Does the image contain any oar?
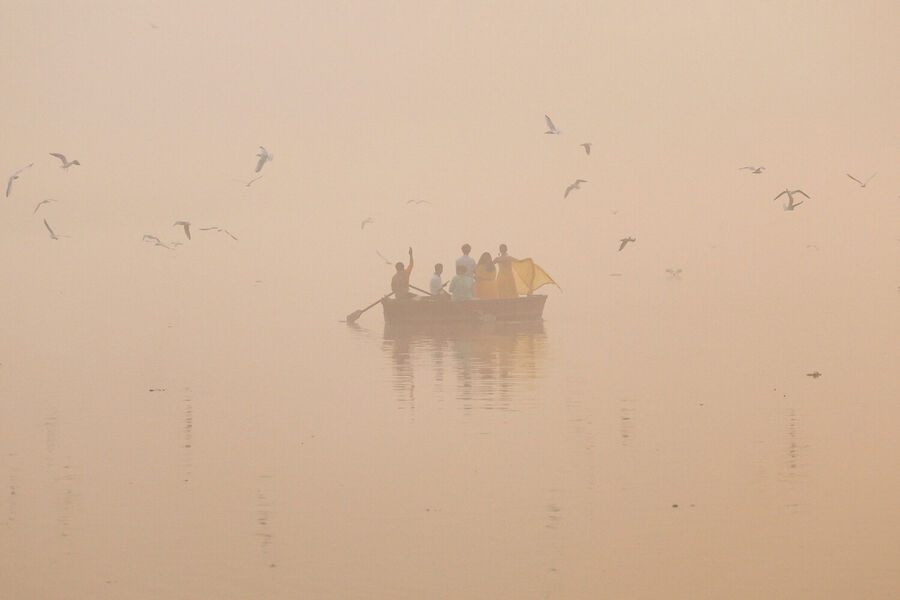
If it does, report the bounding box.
[409,282,449,296]
[346,292,393,324]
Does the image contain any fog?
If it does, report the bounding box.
[1,1,898,598]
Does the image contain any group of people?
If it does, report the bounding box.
[391,243,519,301]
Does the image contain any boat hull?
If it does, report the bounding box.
[382,295,547,323]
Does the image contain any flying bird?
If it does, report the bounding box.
[666,268,683,278]
[49,153,80,169]
[740,166,765,174]
[774,189,809,211]
[806,371,822,379]
[544,114,561,135]
[376,251,392,265]
[361,217,373,230]
[564,179,587,198]
[33,199,58,214]
[199,226,238,240]
[618,237,636,251]
[846,172,876,188]
[255,146,273,173]
[142,234,162,244]
[580,143,592,155]
[237,175,263,187]
[43,219,63,240]
[406,199,432,205]
[6,163,33,197]
[173,221,191,240]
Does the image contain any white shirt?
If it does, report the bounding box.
[429,273,443,295]
[455,255,476,277]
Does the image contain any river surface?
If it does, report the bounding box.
[1,238,897,599]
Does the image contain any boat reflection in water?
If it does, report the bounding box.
[381,319,549,411]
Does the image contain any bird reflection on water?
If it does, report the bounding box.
[381,320,549,411]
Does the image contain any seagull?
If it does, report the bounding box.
[43,219,63,240]
[376,251,392,265]
[580,143,592,155]
[153,240,172,250]
[618,237,636,251]
[564,179,587,198]
[806,371,822,379]
[173,221,191,240]
[33,199,58,214]
[49,153,80,169]
[544,114,561,135]
[198,226,238,240]
[406,199,432,205]
[142,234,162,244]
[6,163,33,197]
[238,175,263,187]
[255,146,273,173]
[774,189,809,211]
[361,217,373,230]
[666,268,682,278]
[740,166,765,174]
[846,172,876,188]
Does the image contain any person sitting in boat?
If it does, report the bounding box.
[448,263,474,301]
[455,243,476,277]
[391,247,414,299]
[474,252,498,299]
[493,244,519,298]
[429,263,448,297]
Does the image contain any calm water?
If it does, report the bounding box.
[1,243,898,600]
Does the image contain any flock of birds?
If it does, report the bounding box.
[4,146,274,248]
[354,114,888,287]
[5,115,889,382]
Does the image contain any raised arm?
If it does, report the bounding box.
[406,247,414,273]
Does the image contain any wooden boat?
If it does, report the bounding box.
[382,294,547,324]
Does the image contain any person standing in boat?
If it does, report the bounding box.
[448,263,474,301]
[455,243,476,277]
[493,244,519,298]
[391,247,414,299]
[473,252,498,299]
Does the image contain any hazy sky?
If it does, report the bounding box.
[1,0,897,315]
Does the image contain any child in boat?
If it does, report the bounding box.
[448,263,474,301]
[429,263,446,296]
